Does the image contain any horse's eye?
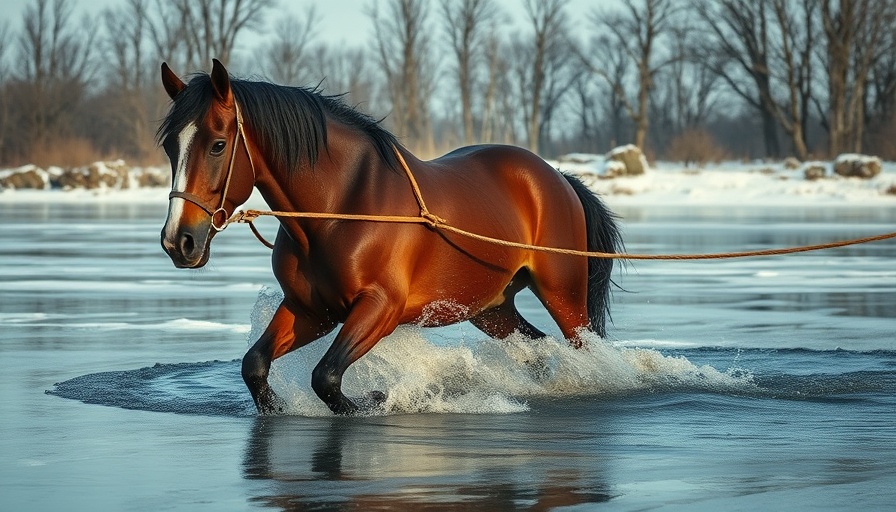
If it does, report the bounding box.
[210,140,226,156]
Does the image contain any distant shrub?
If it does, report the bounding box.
[664,129,729,167]
[28,137,107,168]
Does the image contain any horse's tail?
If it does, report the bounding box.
[562,173,623,338]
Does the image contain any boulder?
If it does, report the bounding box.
[605,144,647,176]
[833,154,882,179]
[802,162,827,181]
[52,161,131,190]
[783,157,801,170]
[0,167,48,189]
[602,159,628,178]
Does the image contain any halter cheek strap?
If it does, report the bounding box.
[168,101,256,232]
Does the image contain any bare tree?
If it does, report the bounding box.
[14,0,95,161]
[580,32,631,149]
[865,32,896,158]
[104,0,150,91]
[569,73,603,153]
[262,7,320,85]
[585,0,678,152]
[516,0,570,154]
[0,21,10,162]
[101,0,157,160]
[149,0,188,70]
[818,0,896,155]
[763,0,817,159]
[307,45,376,100]
[479,30,506,143]
[18,0,94,83]
[649,24,720,155]
[151,0,273,70]
[0,21,9,76]
[369,0,436,154]
[440,0,501,145]
[696,0,782,158]
[538,35,583,156]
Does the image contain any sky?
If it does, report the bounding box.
[0,0,602,48]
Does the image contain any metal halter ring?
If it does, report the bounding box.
[211,207,229,232]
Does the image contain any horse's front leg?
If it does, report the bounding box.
[242,301,335,414]
[312,290,401,415]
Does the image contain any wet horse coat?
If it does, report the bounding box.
[159,60,622,415]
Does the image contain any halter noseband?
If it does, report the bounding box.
[168,101,256,232]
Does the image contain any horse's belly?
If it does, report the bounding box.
[403,266,517,327]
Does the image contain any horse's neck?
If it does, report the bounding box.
[253,123,414,225]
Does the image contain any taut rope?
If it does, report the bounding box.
[210,102,895,259]
[224,146,896,259]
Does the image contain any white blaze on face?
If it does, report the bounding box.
[164,122,198,239]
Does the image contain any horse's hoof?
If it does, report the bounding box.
[257,396,288,416]
[333,391,387,416]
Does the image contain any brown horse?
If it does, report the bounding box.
[158,59,621,415]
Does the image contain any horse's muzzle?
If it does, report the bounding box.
[161,225,211,268]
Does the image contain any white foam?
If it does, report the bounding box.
[247,287,755,417]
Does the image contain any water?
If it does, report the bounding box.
[1,200,895,510]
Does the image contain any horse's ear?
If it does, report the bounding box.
[210,58,233,106]
[161,62,185,100]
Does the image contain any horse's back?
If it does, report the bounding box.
[428,144,585,240]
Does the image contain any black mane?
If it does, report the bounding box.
[157,74,400,172]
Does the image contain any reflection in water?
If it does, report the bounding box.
[243,414,613,510]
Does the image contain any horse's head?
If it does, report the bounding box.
[158,59,255,268]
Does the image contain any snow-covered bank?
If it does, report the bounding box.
[550,154,896,206]
[2,154,895,207]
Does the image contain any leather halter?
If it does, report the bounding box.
[168,101,255,231]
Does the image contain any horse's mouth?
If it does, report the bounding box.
[172,253,209,269]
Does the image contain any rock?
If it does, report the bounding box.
[783,157,801,170]
[52,161,131,190]
[803,162,827,181]
[0,167,48,189]
[833,153,882,179]
[1,161,172,191]
[602,159,628,178]
[605,144,647,176]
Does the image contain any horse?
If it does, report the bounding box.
[158,59,622,415]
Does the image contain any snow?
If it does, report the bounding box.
[1,154,896,207]
[548,155,896,206]
[835,153,881,166]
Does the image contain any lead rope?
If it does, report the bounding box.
[225,146,896,259]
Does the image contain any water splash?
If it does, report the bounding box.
[250,287,755,416]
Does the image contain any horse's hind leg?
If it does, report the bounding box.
[470,301,546,340]
[242,302,335,414]
[528,255,591,348]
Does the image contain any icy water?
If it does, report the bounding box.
[2,199,895,511]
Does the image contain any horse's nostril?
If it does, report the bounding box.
[180,232,195,256]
